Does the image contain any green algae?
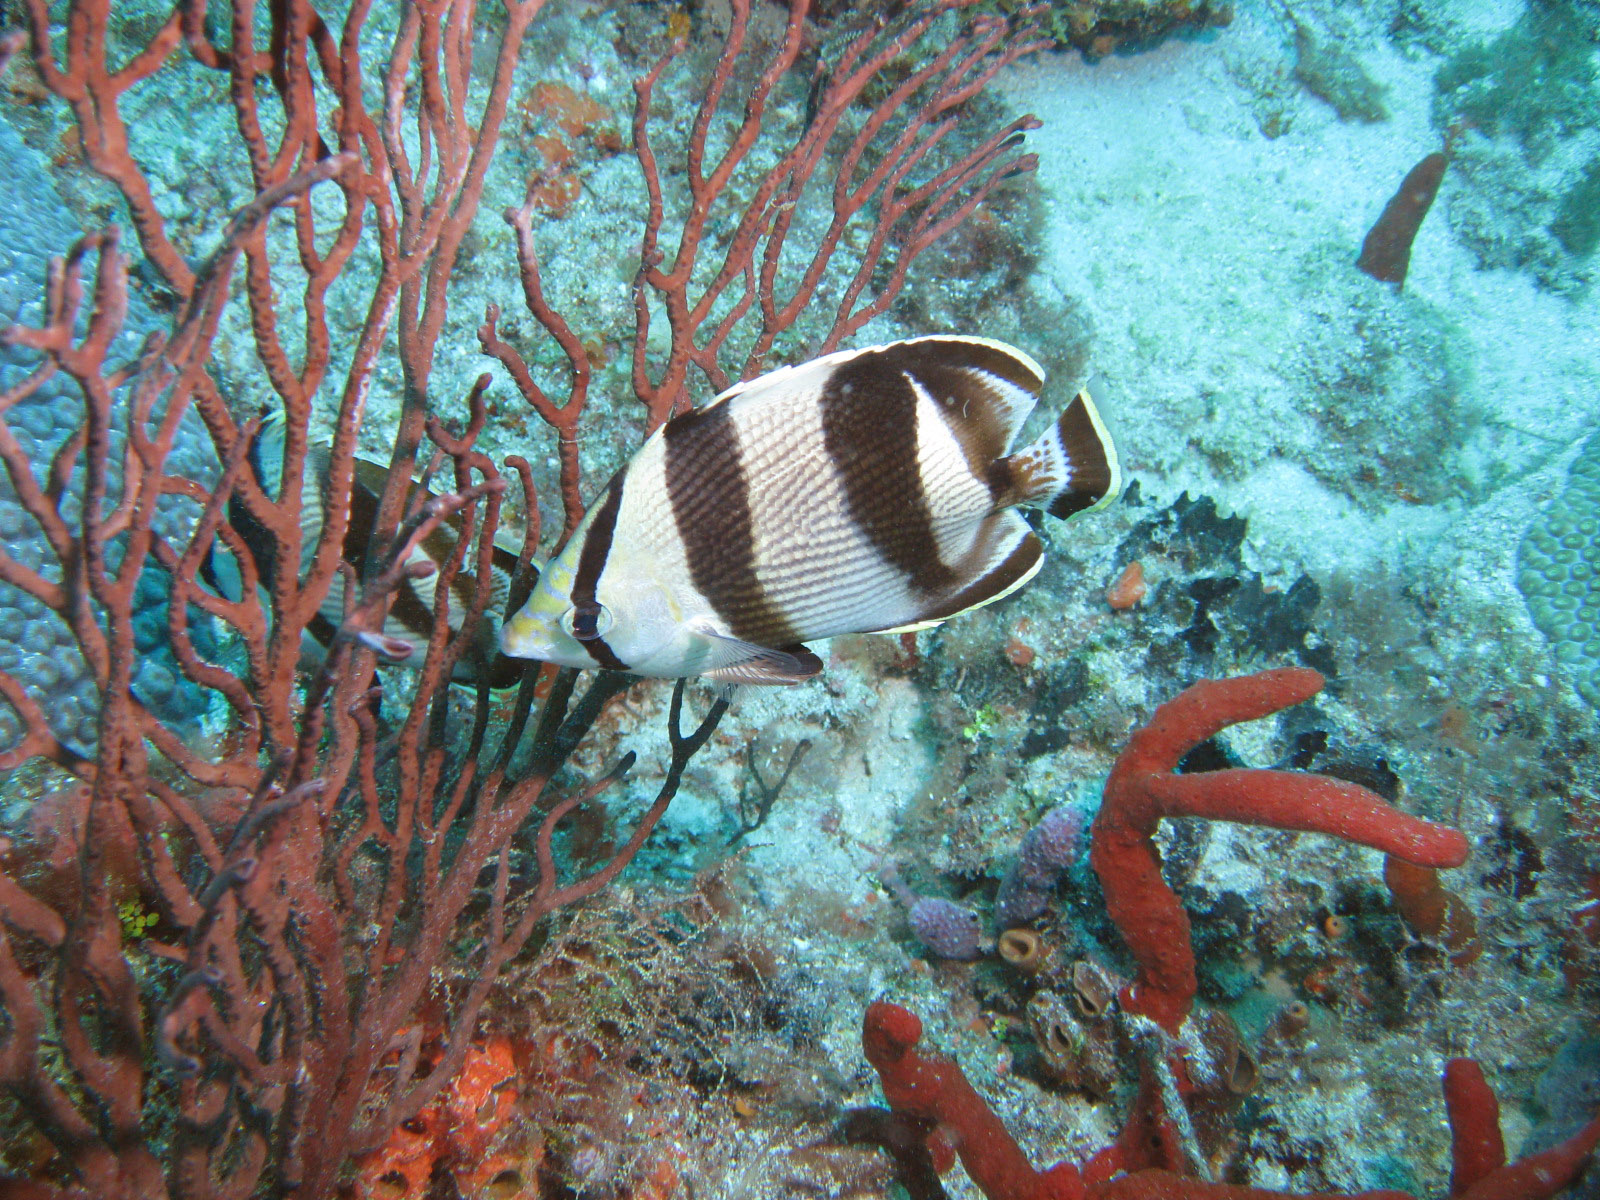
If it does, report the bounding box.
[1550,154,1600,258]
[1433,2,1599,160]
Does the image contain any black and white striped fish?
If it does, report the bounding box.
[499,336,1119,686]
[206,414,525,687]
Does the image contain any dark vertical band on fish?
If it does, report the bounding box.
[569,474,630,671]
[665,402,797,647]
[821,358,956,596]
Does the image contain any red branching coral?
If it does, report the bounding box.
[861,669,1600,1200]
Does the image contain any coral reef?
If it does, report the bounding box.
[1518,431,1600,706]
[857,674,1598,1200]
[1286,276,1482,507]
[1089,668,1469,1033]
[0,2,1064,1195]
[352,1034,542,1200]
[0,115,214,755]
[0,3,1596,1197]
[1112,493,1331,675]
[1014,0,1234,59]
[1287,11,1389,124]
[1431,1,1600,293]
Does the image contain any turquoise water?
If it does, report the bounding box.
[0,3,1596,1198]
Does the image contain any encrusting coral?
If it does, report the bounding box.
[860,668,1600,1199]
[1518,430,1600,707]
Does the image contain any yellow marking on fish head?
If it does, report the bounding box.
[498,556,601,668]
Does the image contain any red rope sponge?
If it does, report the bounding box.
[862,671,1595,1200]
[1090,668,1470,1032]
[863,1000,1086,1200]
[862,1001,1599,1200]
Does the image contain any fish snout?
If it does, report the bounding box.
[499,599,607,669]
[499,608,557,660]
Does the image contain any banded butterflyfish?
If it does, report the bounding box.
[204,413,525,688]
[499,336,1120,686]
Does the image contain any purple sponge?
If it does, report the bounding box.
[907,897,983,961]
[994,806,1082,929]
[878,861,984,960]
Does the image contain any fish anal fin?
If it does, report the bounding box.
[876,617,948,635]
[697,629,824,686]
[918,520,1044,625]
[995,388,1121,519]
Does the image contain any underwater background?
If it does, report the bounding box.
[0,0,1597,1197]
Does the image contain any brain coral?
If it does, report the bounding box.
[1519,431,1600,706]
[0,113,216,757]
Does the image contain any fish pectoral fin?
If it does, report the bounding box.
[695,629,824,686]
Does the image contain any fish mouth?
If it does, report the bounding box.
[499,610,600,669]
[499,611,553,660]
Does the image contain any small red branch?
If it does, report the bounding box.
[1384,857,1482,966]
[1356,151,1448,287]
[1443,1059,1505,1196]
[864,1001,1086,1200]
[1090,668,1469,1033]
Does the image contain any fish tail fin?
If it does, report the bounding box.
[996,388,1120,519]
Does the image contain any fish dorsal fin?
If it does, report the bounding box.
[894,335,1044,456]
[995,388,1121,520]
[703,337,1044,462]
[696,345,864,417]
[246,419,354,559]
[492,521,527,559]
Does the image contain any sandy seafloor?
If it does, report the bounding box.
[1009,3,1599,610]
[2,0,1599,1196]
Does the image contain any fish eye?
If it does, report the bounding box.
[562,601,614,642]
